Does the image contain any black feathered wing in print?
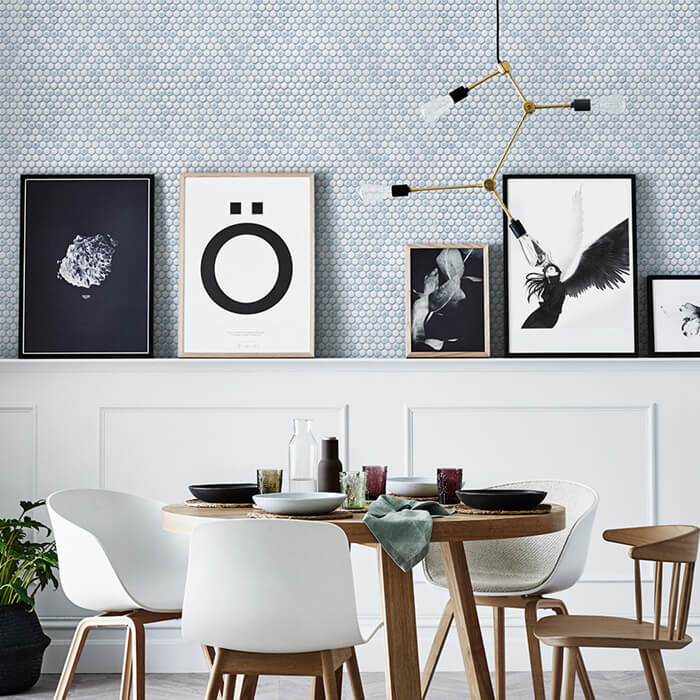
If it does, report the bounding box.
[522,218,630,329]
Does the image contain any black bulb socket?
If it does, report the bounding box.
[509,219,527,239]
[391,184,410,197]
[449,85,469,103]
[572,99,591,112]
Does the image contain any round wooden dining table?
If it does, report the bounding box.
[162,503,565,700]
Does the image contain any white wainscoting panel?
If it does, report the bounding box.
[0,358,698,674]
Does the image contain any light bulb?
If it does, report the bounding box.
[592,95,626,114]
[419,85,469,123]
[358,184,392,203]
[509,219,549,268]
[420,94,454,123]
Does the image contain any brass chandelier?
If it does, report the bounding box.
[359,0,625,267]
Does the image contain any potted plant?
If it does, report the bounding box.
[0,500,58,695]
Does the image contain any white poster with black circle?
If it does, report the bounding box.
[179,173,314,357]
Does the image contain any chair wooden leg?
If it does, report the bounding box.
[561,648,577,700]
[524,600,546,700]
[233,674,258,700]
[119,626,133,700]
[493,607,506,700]
[346,649,365,700]
[639,649,660,700]
[420,600,454,699]
[550,647,563,700]
[205,650,225,700]
[551,601,594,700]
[321,651,339,700]
[128,619,146,700]
[53,619,93,700]
[647,650,672,700]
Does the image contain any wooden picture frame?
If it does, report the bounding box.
[178,172,315,358]
[406,244,490,358]
[19,174,154,358]
[648,275,700,357]
[504,173,638,357]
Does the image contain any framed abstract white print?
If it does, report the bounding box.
[648,276,700,356]
[179,173,315,357]
[504,174,638,357]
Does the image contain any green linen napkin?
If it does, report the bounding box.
[363,494,453,572]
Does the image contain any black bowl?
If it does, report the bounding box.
[189,483,259,504]
[456,489,547,511]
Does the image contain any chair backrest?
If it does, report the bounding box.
[47,489,188,611]
[182,519,364,654]
[604,525,699,640]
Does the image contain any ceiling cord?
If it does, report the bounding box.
[496,0,501,62]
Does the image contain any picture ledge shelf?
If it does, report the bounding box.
[0,357,698,373]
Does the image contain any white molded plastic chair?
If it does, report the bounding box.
[47,489,189,700]
[182,519,380,700]
[421,480,598,700]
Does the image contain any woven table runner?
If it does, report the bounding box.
[184,499,253,509]
[455,503,552,516]
[248,510,353,521]
[386,493,439,502]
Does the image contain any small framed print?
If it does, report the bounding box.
[406,244,490,358]
[648,276,700,356]
[504,174,638,357]
[179,172,314,357]
[19,174,153,358]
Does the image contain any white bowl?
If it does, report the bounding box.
[386,477,439,498]
[253,492,346,516]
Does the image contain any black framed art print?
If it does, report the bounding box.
[504,174,638,357]
[19,174,154,357]
[648,276,700,357]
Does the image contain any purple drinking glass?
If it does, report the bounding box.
[362,465,388,500]
[437,467,463,505]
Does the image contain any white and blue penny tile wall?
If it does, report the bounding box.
[1,1,697,357]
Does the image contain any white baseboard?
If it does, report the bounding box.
[40,616,700,674]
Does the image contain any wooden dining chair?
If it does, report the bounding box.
[421,480,598,700]
[182,519,381,700]
[47,489,190,700]
[535,525,699,700]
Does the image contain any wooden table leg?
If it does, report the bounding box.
[377,546,422,700]
[440,541,495,700]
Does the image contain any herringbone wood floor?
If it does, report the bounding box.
[11,672,700,699]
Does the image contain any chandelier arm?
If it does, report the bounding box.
[409,184,484,193]
[490,188,514,220]
[534,102,574,110]
[505,72,528,103]
[468,70,501,91]
[491,112,529,179]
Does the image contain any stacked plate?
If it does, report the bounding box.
[253,493,346,516]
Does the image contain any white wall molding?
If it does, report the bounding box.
[1,360,696,671]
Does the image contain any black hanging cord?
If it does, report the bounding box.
[496,0,501,62]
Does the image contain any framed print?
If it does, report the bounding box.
[406,244,490,358]
[504,174,638,357]
[179,172,314,357]
[648,276,700,356]
[19,174,153,358]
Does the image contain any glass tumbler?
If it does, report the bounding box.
[362,465,388,500]
[437,467,463,505]
[340,471,367,510]
[257,468,284,494]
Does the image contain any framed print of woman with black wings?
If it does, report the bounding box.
[504,174,638,357]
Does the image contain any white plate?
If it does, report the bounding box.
[386,477,439,498]
[253,492,346,516]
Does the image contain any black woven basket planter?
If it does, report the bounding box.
[0,604,50,695]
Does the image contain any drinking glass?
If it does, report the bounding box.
[362,465,388,500]
[340,471,367,510]
[257,468,283,494]
[437,467,463,505]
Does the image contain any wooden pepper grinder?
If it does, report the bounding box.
[317,437,343,493]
